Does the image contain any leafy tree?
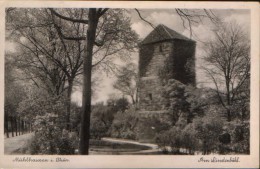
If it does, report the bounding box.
[5,55,27,137]
[160,79,210,124]
[193,107,224,155]
[90,116,108,140]
[30,113,75,155]
[181,123,200,154]
[91,102,116,134]
[202,21,250,122]
[6,8,84,130]
[49,8,138,154]
[155,126,182,154]
[113,63,138,104]
[110,107,139,140]
[107,96,130,113]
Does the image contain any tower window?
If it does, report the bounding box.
[148,93,153,100]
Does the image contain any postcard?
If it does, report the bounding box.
[0,1,259,168]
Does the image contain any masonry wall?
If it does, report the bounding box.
[137,39,196,143]
[138,41,173,111]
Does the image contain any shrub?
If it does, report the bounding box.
[90,117,108,140]
[181,123,200,154]
[193,113,224,154]
[29,113,75,155]
[137,114,172,142]
[110,107,139,140]
[225,120,250,154]
[155,126,184,154]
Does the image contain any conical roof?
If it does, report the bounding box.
[140,24,193,45]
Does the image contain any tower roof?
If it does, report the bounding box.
[140,24,193,45]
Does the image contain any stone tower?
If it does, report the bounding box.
[137,24,196,142]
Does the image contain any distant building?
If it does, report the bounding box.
[137,24,196,142]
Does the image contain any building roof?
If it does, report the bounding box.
[140,24,194,45]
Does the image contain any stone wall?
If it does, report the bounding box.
[137,39,196,142]
[138,76,166,111]
[138,41,173,111]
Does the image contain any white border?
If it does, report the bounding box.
[0,1,259,168]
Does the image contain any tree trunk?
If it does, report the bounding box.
[29,122,31,133]
[25,121,27,133]
[11,116,14,137]
[21,120,24,135]
[5,111,9,138]
[18,117,21,135]
[24,121,27,133]
[66,79,73,131]
[15,117,18,136]
[79,9,99,155]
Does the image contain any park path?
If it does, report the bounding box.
[4,133,34,155]
[101,137,161,154]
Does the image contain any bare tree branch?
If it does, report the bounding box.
[49,8,89,24]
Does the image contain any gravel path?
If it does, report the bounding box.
[4,133,34,155]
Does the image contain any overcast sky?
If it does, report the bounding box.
[70,9,250,105]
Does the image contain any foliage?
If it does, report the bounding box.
[110,107,139,140]
[107,97,130,113]
[155,126,182,154]
[156,105,224,154]
[180,123,200,154]
[30,113,75,155]
[90,99,130,139]
[161,79,210,125]
[90,116,108,140]
[224,120,250,154]
[17,89,66,123]
[160,79,190,124]
[4,56,27,118]
[192,110,224,154]
[113,63,137,104]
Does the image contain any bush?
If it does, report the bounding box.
[181,123,200,154]
[155,110,224,155]
[110,107,139,140]
[224,120,250,154]
[90,117,108,140]
[193,113,224,154]
[29,113,75,155]
[156,126,189,154]
[137,113,172,142]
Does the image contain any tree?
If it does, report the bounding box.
[4,54,27,137]
[6,8,84,130]
[202,21,250,122]
[193,108,224,154]
[110,107,139,139]
[50,8,138,154]
[107,96,130,113]
[91,102,115,134]
[113,63,137,104]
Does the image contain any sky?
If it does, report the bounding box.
[5,8,250,105]
[71,8,250,105]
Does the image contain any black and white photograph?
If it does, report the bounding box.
[1,1,259,168]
